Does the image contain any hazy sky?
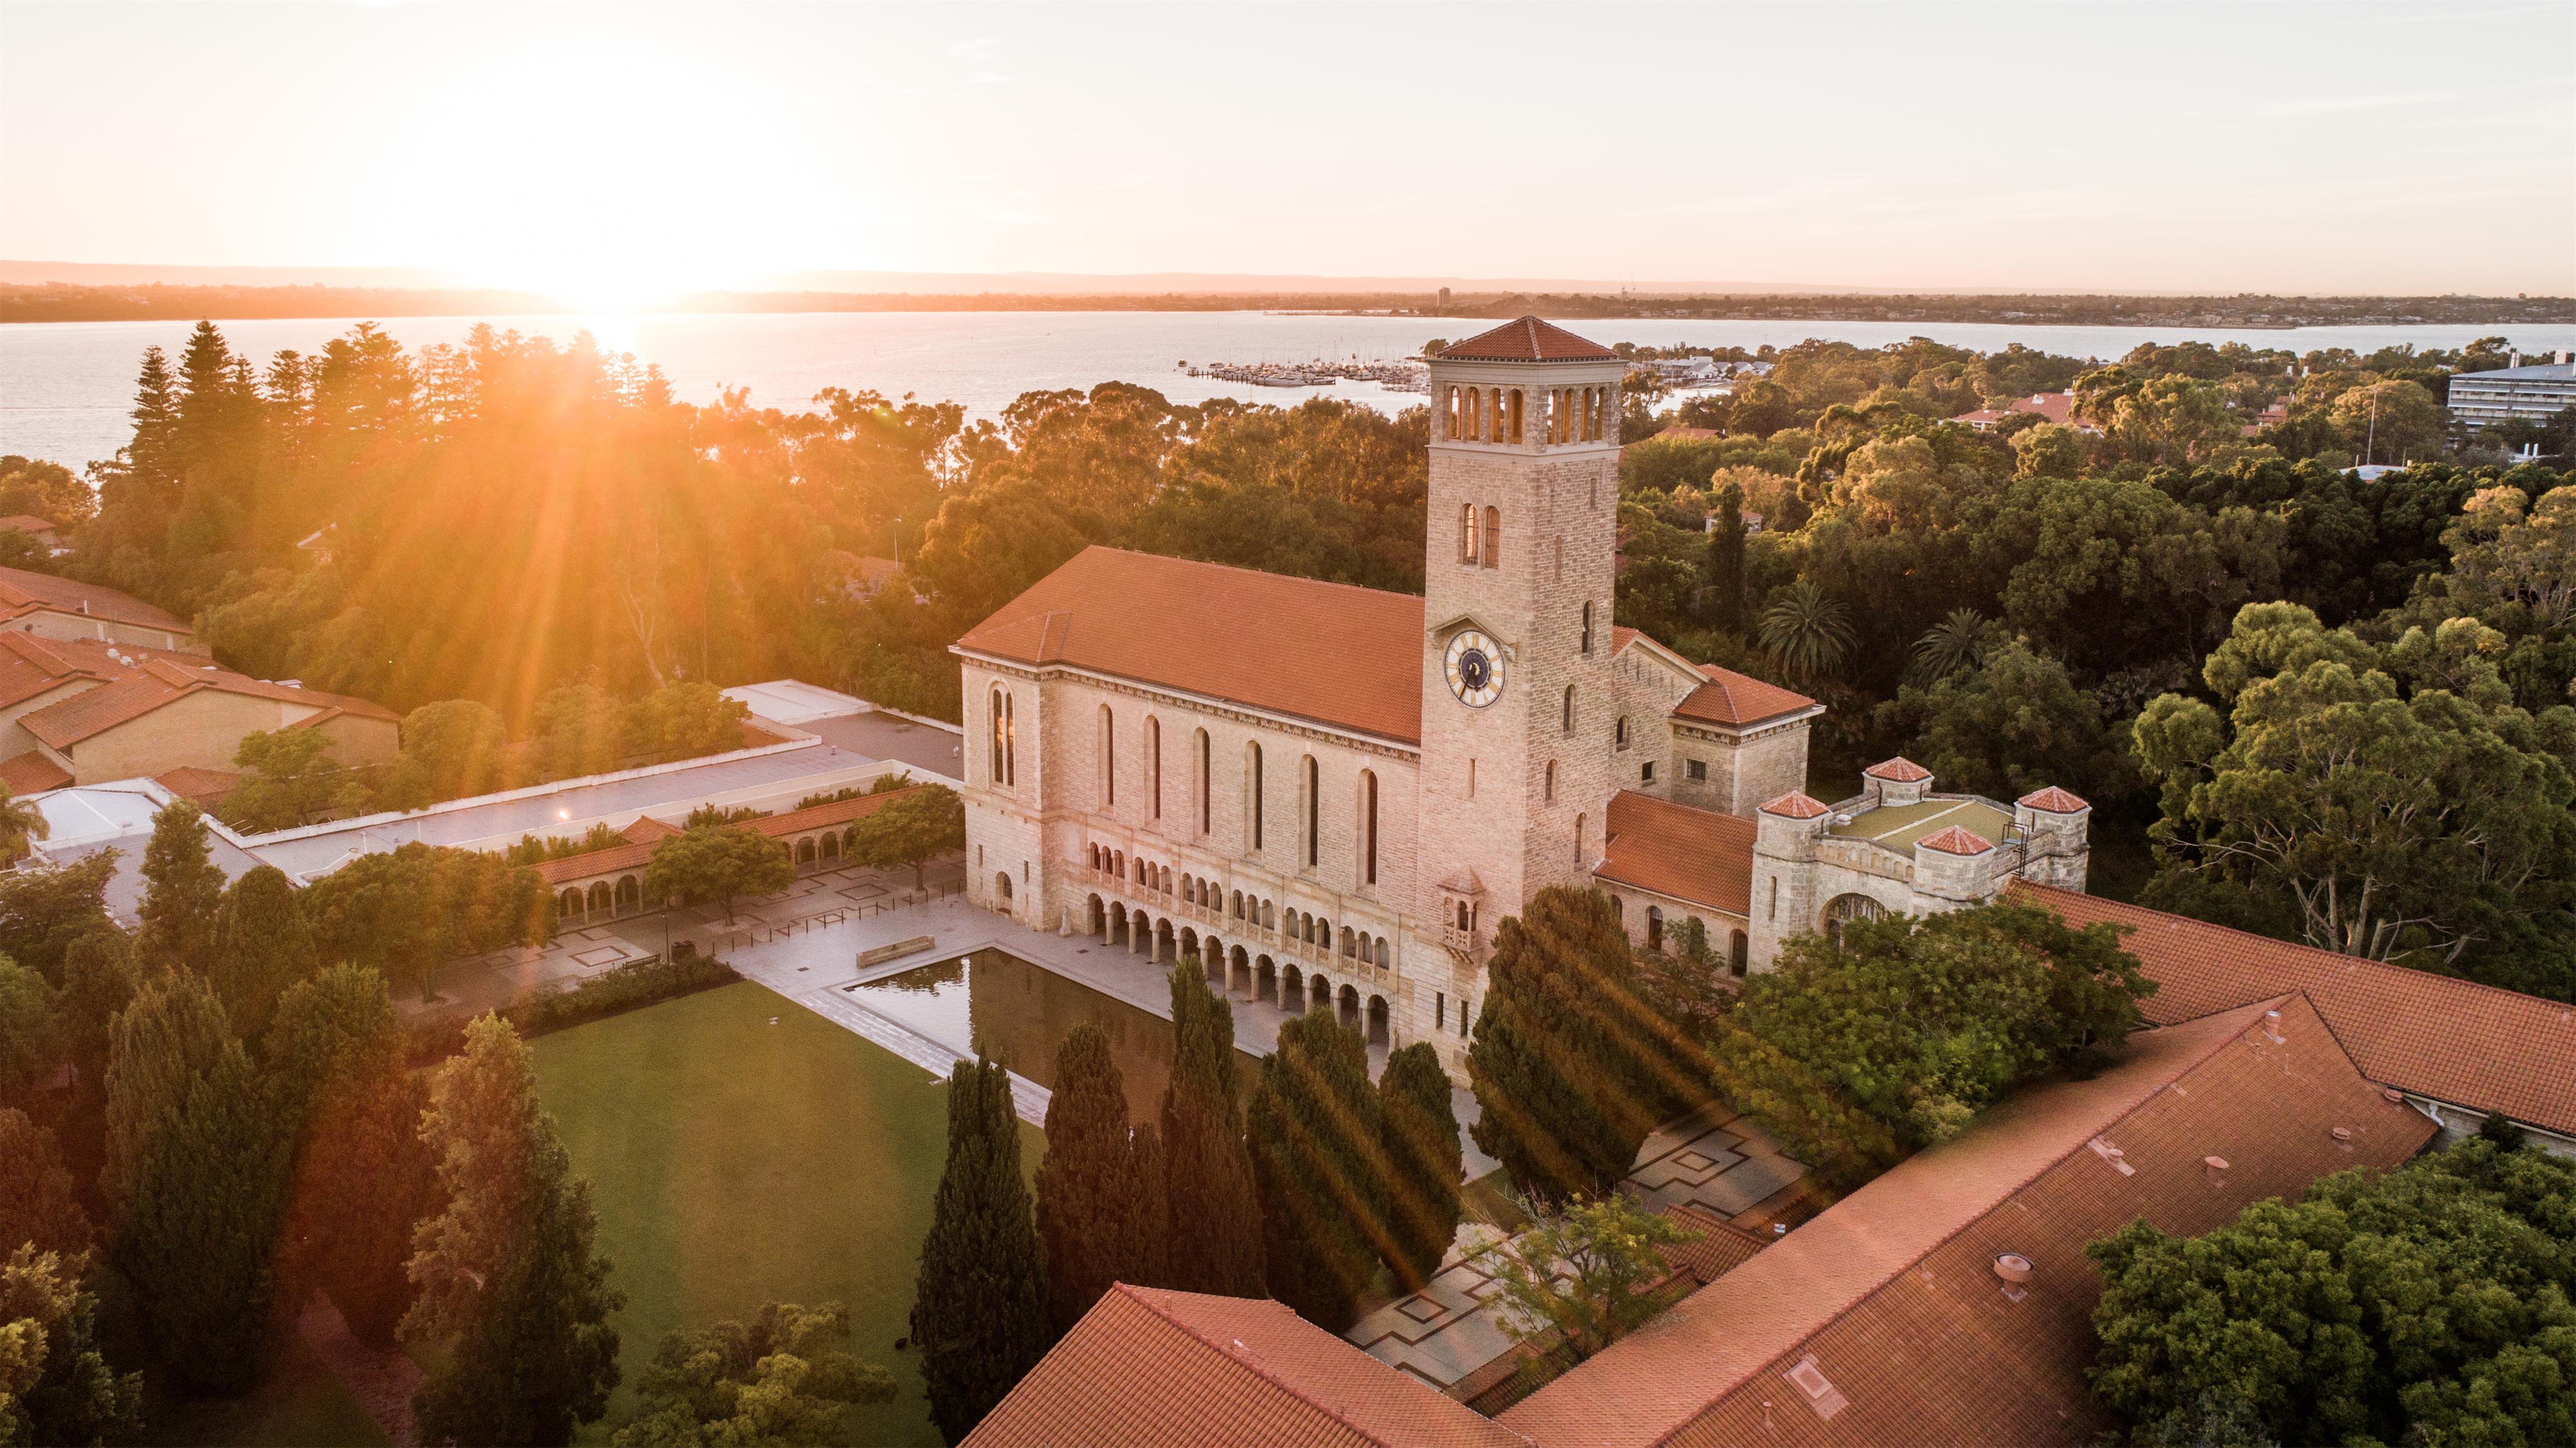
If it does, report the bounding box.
[4,1,2571,301]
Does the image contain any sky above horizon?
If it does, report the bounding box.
[4,1,2572,306]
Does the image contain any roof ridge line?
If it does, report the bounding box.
[1108,1285,1480,1448]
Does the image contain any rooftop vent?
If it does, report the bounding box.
[1783,1356,1849,1422]
[2204,1155,2230,1185]
[2331,1126,2355,1151]
[2088,1136,2135,1176]
[1994,1253,2032,1301]
[2263,1008,2285,1043]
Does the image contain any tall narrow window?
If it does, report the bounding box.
[1460,502,1479,565]
[1196,728,1211,834]
[1466,386,1481,440]
[1359,769,1378,885]
[1616,715,1630,749]
[1563,684,1575,736]
[988,687,1003,784]
[1148,716,1162,819]
[1507,388,1524,443]
[1575,812,1587,868]
[1554,536,1564,580]
[1004,693,1016,784]
[1467,758,1477,798]
[1768,876,1778,921]
[1099,705,1116,807]
[1246,741,1264,851]
[1545,760,1557,802]
[1581,601,1594,654]
[1302,755,1319,868]
[1481,507,1500,569]
[1446,385,1461,440]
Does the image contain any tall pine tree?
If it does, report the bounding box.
[1469,886,1679,1202]
[1035,1025,1147,1333]
[1378,1042,1464,1292]
[102,972,289,1393]
[404,1014,622,1447]
[912,1055,1053,1445]
[210,865,319,1041]
[1121,1118,1170,1292]
[135,800,224,976]
[1159,963,1264,1297]
[1248,1013,1388,1331]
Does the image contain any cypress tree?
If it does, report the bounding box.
[135,800,224,976]
[1248,1013,1388,1331]
[1469,886,1677,1203]
[1159,962,1264,1297]
[1378,1042,1463,1292]
[55,926,135,1112]
[405,1014,623,1447]
[1121,1118,1171,1291]
[1035,1024,1143,1333]
[210,865,319,1042]
[0,1107,94,1258]
[912,1055,1053,1445]
[1703,481,1748,634]
[102,972,289,1393]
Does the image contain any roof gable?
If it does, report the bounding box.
[0,565,191,634]
[1673,664,1818,729]
[1435,316,1620,363]
[956,547,1427,746]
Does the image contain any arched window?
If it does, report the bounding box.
[1004,692,1016,784]
[1585,387,1602,441]
[1099,704,1116,807]
[1545,760,1557,802]
[1262,900,1276,930]
[1231,889,1244,918]
[1825,893,1887,947]
[1616,715,1630,750]
[1147,716,1162,819]
[1460,502,1479,565]
[1374,937,1391,968]
[1481,507,1500,569]
[1466,386,1482,440]
[1195,728,1212,835]
[1646,904,1664,951]
[1507,388,1524,444]
[1563,684,1576,736]
[1357,769,1378,886]
[1581,601,1594,654]
[1730,929,1749,977]
[988,687,1005,784]
[1246,741,1264,850]
[1445,384,1462,440]
[1302,754,1320,869]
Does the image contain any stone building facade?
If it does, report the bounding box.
[952,317,2092,1069]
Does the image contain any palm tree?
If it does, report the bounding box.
[1909,608,1992,684]
[1757,579,1857,683]
[0,786,47,866]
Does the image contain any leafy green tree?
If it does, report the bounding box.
[646,825,795,925]
[2434,484,2575,633]
[1700,482,1747,634]
[1377,1043,1462,1293]
[1469,887,1688,1203]
[0,855,115,984]
[2134,601,2576,996]
[1248,1013,1387,1332]
[844,784,964,890]
[1467,1192,1696,1365]
[628,682,751,759]
[0,454,95,526]
[1756,578,1856,682]
[1159,964,1264,1298]
[0,789,45,869]
[912,1055,1052,1445]
[135,800,224,975]
[302,841,551,1000]
[0,1110,92,1260]
[405,1014,623,1448]
[2009,422,2086,480]
[1714,903,2152,1189]
[1879,639,2138,806]
[382,698,510,808]
[221,725,342,833]
[0,960,55,1101]
[101,972,287,1393]
[1035,1025,1148,1333]
[2088,1140,2576,1447]
[538,680,631,779]
[2330,378,2445,466]
[612,1301,894,1448]
[0,1246,144,1448]
[207,864,319,1040]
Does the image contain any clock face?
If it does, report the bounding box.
[1444,630,1505,708]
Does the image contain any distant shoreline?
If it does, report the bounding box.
[6,283,2570,330]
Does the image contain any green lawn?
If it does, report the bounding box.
[532,980,1042,1447]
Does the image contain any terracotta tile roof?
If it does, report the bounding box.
[15,657,396,750]
[0,565,190,633]
[1502,996,2434,1448]
[0,516,58,534]
[151,765,240,804]
[0,749,70,795]
[1760,790,1829,819]
[1435,316,1620,364]
[2017,786,2089,813]
[1918,825,1993,855]
[1656,1205,1772,1287]
[956,547,1427,746]
[2012,881,2576,1136]
[1673,664,1817,729]
[1864,755,1932,782]
[966,1283,1531,1448]
[534,786,919,886]
[1595,790,1755,916]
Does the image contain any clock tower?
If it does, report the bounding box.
[1409,318,1627,1021]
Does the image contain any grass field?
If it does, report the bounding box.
[532,980,1043,1447]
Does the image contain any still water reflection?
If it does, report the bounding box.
[848,948,1261,1125]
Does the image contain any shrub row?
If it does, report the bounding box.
[399,942,738,1063]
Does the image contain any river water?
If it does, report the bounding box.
[6,309,2574,469]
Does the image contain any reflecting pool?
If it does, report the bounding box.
[848,948,1261,1124]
